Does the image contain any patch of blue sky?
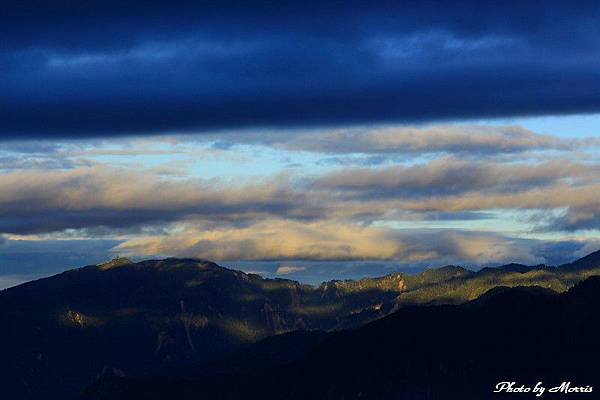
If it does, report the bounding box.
[373,210,520,233]
[373,207,600,242]
[77,138,334,179]
[185,145,328,180]
[474,113,600,138]
[87,151,182,169]
[372,209,549,236]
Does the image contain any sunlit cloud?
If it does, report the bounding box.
[275,265,307,275]
[2,122,600,272]
[112,218,589,267]
[211,124,600,156]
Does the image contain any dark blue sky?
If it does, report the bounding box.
[3,0,600,138]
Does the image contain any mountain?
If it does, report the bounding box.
[79,276,600,400]
[562,249,600,270]
[2,252,600,399]
[0,258,402,399]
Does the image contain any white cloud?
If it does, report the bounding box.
[275,265,307,275]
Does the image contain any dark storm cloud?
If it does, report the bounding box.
[3,0,600,138]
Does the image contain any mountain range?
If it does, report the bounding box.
[80,275,600,400]
[2,250,600,399]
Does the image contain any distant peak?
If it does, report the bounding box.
[422,265,472,277]
[161,257,216,265]
[97,257,133,270]
[562,249,600,270]
[435,265,470,273]
[158,257,224,269]
[576,249,600,263]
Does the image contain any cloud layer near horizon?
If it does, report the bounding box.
[112,220,574,266]
[2,124,600,269]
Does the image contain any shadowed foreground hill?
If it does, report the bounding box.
[2,251,600,399]
[0,257,407,399]
[81,277,600,400]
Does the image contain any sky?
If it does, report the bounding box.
[2,1,600,287]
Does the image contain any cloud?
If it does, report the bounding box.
[315,157,598,199]
[188,236,600,284]
[0,166,313,234]
[2,233,598,286]
[0,141,91,171]
[215,125,599,156]
[389,183,600,215]
[275,265,306,275]
[2,137,599,267]
[115,220,402,261]
[113,218,588,266]
[2,153,600,236]
[4,2,600,137]
[544,204,600,232]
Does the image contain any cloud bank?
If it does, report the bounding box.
[3,152,600,238]
[214,125,600,156]
[4,1,600,137]
[1,122,599,276]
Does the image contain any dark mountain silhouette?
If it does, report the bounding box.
[489,262,545,273]
[0,258,404,399]
[2,252,600,399]
[79,276,600,400]
[562,249,600,270]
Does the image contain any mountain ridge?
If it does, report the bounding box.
[2,250,600,399]
[79,275,600,400]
